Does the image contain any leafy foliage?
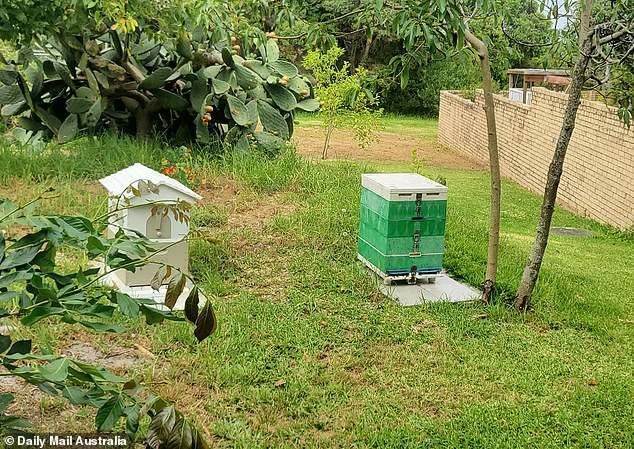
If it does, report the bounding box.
[303,47,382,159]
[0,192,214,446]
[0,0,317,150]
[372,53,482,116]
[161,146,199,188]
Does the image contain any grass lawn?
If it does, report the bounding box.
[1,117,633,448]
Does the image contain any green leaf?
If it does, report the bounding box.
[194,301,216,342]
[195,115,209,144]
[58,216,94,240]
[84,67,100,95]
[78,320,126,333]
[0,85,23,104]
[268,61,298,79]
[2,101,28,117]
[38,357,70,382]
[165,418,193,449]
[190,74,208,111]
[184,287,199,324]
[154,89,190,110]
[139,67,173,90]
[165,272,185,310]
[243,60,271,79]
[253,131,286,155]
[54,62,76,91]
[58,114,79,144]
[246,84,267,100]
[233,65,259,90]
[202,65,222,79]
[73,361,124,383]
[139,304,183,325]
[0,291,19,303]
[66,97,93,114]
[126,405,141,438]
[0,335,11,353]
[176,36,193,60]
[85,97,102,127]
[96,394,125,432]
[0,69,18,85]
[116,292,140,318]
[150,265,168,291]
[257,100,289,139]
[264,84,297,111]
[226,95,249,126]
[147,406,176,449]
[0,243,43,270]
[233,136,251,154]
[212,78,230,95]
[223,124,247,146]
[20,306,65,326]
[245,99,258,130]
[35,108,62,133]
[287,76,310,95]
[6,339,31,356]
[295,99,320,112]
[265,40,280,63]
[62,386,90,405]
[221,48,235,68]
[400,65,410,89]
[0,393,14,413]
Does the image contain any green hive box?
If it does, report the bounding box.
[358,173,448,279]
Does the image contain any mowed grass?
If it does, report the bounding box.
[0,117,633,448]
[296,112,439,141]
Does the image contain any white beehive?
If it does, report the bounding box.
[99,163,202,307]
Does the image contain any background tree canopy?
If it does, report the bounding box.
[265,0,554,115]
[0,0,631,131]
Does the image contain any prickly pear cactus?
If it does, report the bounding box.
[0,29,319,151]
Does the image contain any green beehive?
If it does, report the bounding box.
[358,173,448,282]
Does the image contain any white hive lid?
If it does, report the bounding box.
[361,173,447,199]
[99,163,202,202]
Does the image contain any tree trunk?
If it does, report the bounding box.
[322,126,333,159]
[121,96,161,138]
[360,36,373,65]
[464,28,502,303]
[514,0,593,311]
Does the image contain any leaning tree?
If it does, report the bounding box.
[514,0,634,310]
[0,0,319,149]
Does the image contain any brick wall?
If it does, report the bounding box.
[438,88,634,230]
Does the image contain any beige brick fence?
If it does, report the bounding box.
[438,88,634,230]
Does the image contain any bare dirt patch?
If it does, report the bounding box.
[1,336,152,431]
[63,341,146,371]
[293,126,484,170]
[227,197,296,231]
[197,175,238,207]
[197,176,295,231]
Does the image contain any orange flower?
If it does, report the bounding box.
[187,148,192,153]
[189,174,195,181]
[185,168,191,173]
[162,166,176,176]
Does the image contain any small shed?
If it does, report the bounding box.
[508,68,570,104]
[98,163,202,308]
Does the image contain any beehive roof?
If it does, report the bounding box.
[362,173,447,195]
[99,163,202,202]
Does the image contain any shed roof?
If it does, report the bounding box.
[507,68,569,76]
[99,163,202,202]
